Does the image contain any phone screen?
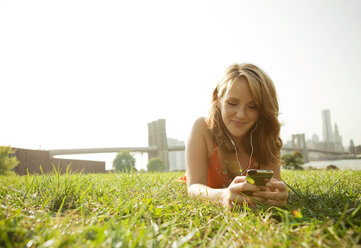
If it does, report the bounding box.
[246,169,274,186]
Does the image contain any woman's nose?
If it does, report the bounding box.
[236,106,246,118]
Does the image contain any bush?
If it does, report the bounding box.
[147,157,165,172]
[281,151,304,170]
[113,150,136,172]
[0,146,19,175]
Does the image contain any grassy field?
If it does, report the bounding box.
[0,169,360,247]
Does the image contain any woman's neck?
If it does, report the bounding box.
[229,134,245,151]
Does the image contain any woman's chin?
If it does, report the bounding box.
[228,130,247,138]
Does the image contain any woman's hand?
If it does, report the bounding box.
[220,176,265,209]
[252,178,288,207]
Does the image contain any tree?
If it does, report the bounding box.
[0,146,19,175]
[147,157,165,172]
[281,151,304,170]
[112,150,136,172]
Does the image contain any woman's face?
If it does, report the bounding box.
[219,78,259,141]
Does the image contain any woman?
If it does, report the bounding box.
[186,63,288,209]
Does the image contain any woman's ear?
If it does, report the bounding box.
[217,99,221,109]
[213,88,222,109]
[212,88,218,101]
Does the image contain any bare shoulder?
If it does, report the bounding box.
[189,117,211,140]
[192,117,208,132]
[187,117,214,156]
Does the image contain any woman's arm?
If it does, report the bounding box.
[186,118,261,209]
[185,118,209,190]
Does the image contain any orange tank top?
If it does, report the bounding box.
[207,144,258,188]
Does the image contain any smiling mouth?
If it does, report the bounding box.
[231,120,248,127]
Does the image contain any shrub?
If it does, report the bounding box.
[281,151,304,170]
[112,150,136,172]
[147,157,165,172]
[0,146,19,175]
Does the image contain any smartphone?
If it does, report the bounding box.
[246,169,274,186]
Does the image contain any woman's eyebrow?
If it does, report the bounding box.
[225,96,240,100]
[226,96,256,102]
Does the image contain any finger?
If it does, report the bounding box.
[246,197,256,207]
[232,176,246,184]
[266,181,287,191]
[263,199,288,207]
[248,196,266,203]
[257,185,268,191]
[231,193,255,207]
[252,191,288,201]
[232,192,260,207]
[230,182,260,194]
[234,192,268,205]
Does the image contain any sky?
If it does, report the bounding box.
[1,0,361,169]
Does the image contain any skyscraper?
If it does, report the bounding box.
[334,123,344,151]
[322,109,334,150]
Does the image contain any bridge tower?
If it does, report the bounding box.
[292,133,309,162]
[148,119,169,171]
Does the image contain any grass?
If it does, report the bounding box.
[0,169,360,247]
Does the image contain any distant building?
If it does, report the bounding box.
[167,138,185,171]
[322,109,334,150]
[312,134,319,144]
[349,139,356,155]
[334,123,344,151]
[321,110,344,151]
[307,134,320,149]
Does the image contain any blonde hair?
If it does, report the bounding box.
[207,63,282,166]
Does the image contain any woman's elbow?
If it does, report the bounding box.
[187,182,207,198]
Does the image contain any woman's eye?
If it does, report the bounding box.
[248,105,257,109]
[227,102,237,106]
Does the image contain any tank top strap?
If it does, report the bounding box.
[208,143,219,164]
[213,142,218,150]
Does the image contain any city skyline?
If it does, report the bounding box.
[54,110,353,170]
[285,109,349,152]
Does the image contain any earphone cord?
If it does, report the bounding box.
[225,123,257,176]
